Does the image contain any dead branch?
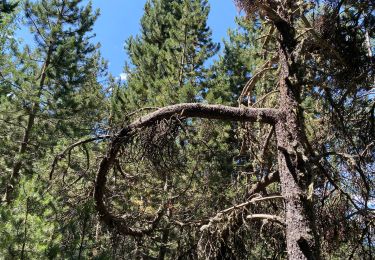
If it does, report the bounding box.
[260,125,275,162]
[130,103,279,129]
[251,90,279,107]
[238,59,277,106]
[125,107,160,118]
[246,214,285,226]
[49,135,111,180]
[220,195,283,214]
[94,103,280,236]
[246,170,279,197]
[300,14,346,65]
[261,24,275,50]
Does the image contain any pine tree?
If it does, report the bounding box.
[0,0,17,21]
[2,0,105,202]
[0,0,106,258]
[201,17,282,258]
[206,17,276,106]
[104,0,220,258]
[123,0,219,109]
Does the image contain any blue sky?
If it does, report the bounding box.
[90,0,240,78]
[17,1,241,78]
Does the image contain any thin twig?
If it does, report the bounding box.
[49,135,111,180]
[251,90,279,107]
[238,60,276,106]
[220,195,283,214]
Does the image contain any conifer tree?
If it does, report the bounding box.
[0,0,371,259]
[92,0,373,259]
[105,0,220,258]
[0,0,106,258]
[123,0,219,108]
[0,0,17,20]
[0,1,17,94]
[202,17,282,258]
[2,0,105,202]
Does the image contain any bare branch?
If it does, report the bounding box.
[94,103,280,236]
[220,195,283,214]
[246,214,285,226]
[261,24,275,50]
[246,170,280,197]
[260,125,275,162]
[313,161,361,212]
[238,59,276,106]
[252,90,279,107]
[125,107,160,118]
[257,3,286,23]
[129,103,280,129]
[49,135,111,180]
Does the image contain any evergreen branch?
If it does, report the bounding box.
[26,12,48,46]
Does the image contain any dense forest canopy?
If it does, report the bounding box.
[0,0,374,259]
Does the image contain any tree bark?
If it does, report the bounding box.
[273,15,320,260]
[275,119,319,259]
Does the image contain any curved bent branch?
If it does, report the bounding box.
[50,135,111,180]
[128,103,279,129]
[94,103,280,236]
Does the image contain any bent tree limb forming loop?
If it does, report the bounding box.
[94,103,280,236]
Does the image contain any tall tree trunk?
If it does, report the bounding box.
[3,2,65,203]
[276,117,318,259]
[274,18,320,259]
[4,112,36,203]
[20,197,29,260]
[158,217,170,260]
[4,56,50,203]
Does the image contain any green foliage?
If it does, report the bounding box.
[0,0,373,259]
[206,16,278,107]
[122,0,219,108]
[0,0,107,257]
[0,0,17,21]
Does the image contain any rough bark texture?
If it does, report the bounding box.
[274,14,320,260]
[129,103,279,127]
[276,118,318,259]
